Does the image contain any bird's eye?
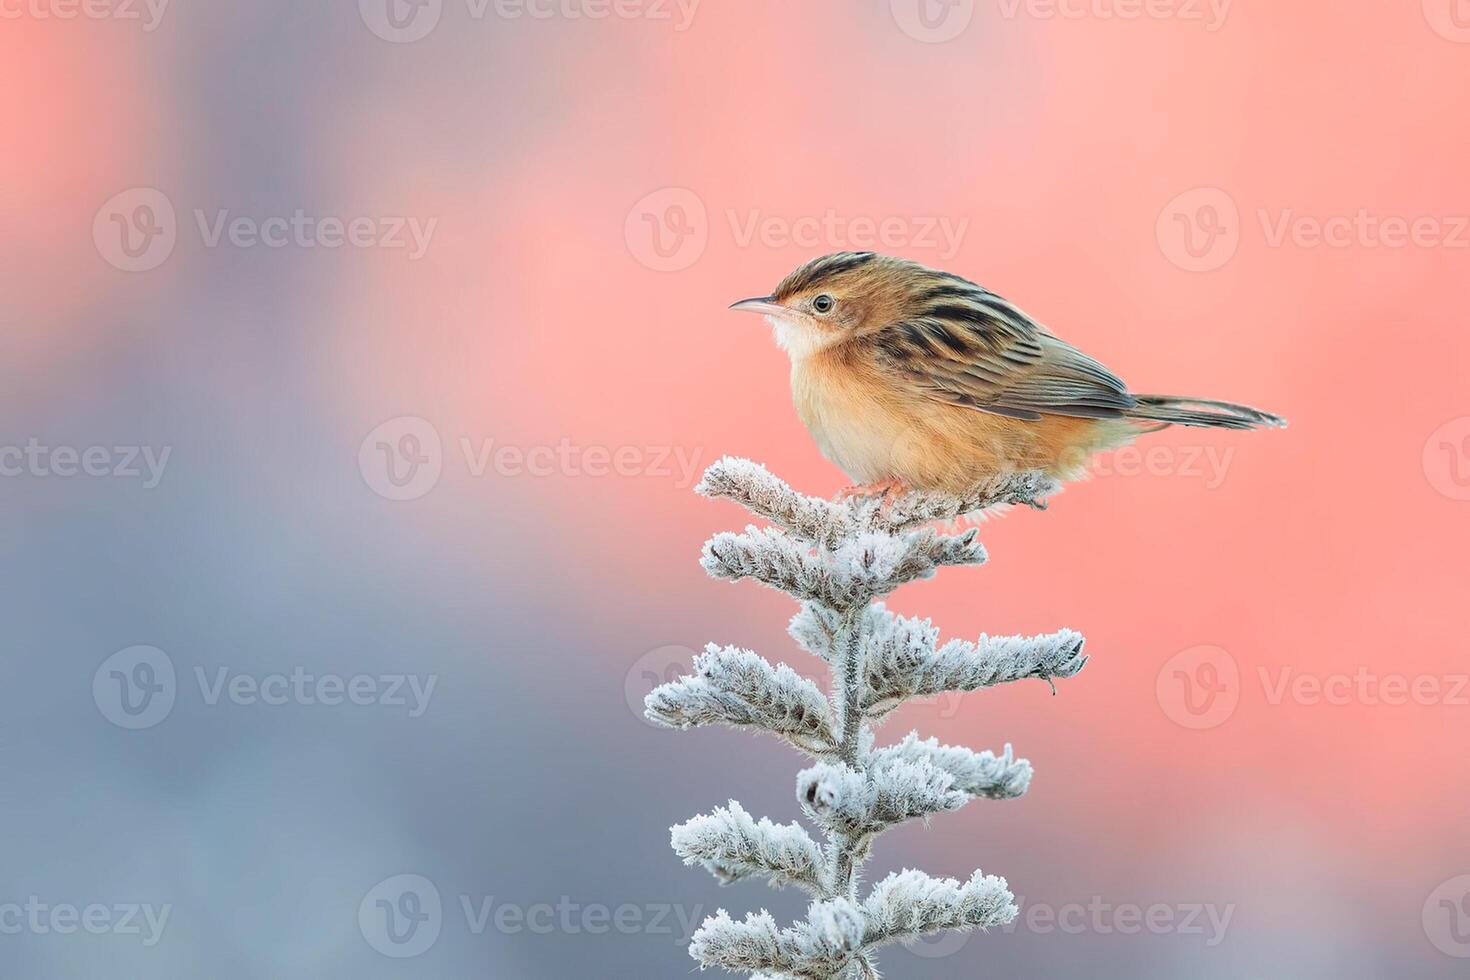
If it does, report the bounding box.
[812,294,835,314]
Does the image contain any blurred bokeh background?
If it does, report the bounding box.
[4,1,1469,977]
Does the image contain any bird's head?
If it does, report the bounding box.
[731,251,937,359]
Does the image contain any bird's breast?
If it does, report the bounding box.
[790,355,912,485]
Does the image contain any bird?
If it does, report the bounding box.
[729,251,1285,498]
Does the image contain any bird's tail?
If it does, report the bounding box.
[1125,395,1287,431]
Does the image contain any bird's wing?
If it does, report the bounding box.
[868,287,1137,421]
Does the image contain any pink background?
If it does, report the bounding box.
[5,2,1469,977]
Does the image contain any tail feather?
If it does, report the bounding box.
[1126,395,1287,431]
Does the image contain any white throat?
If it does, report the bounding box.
[768,315,830,362]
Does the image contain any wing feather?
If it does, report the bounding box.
[872,280,1136,421]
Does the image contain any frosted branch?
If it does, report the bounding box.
[697,456,856,546]
[703,527,986,610]
[702,526,868,609]
[865,622,1088,716]
[797,757,967,834]
[862,469,1061,534]
[645,644,837,757]
[690,899,865,979]
[695,456,1059,544]
[658,460,1092,978]
[671,802,829,896]
[871,735,1032,801]
[789,602,891,663]
[860,869,1018,949]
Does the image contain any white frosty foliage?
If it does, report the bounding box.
[871,467,1061,531]
[697,456,857,547]
[690,899,865,978]
[788,602,890,663]
[690,899,870,975]
[798,758,967,833]
[871,734,1033,801]
[655,459,1091,979]
[861,869,1018,947]
[696,455,1059,543]
[702,526,986,611]
[644,644,836,757]
[672,802,828,895]
[862,607,1088,715]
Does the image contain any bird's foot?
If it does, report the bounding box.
[836,480,910,508]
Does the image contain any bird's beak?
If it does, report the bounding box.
[728,295,787,318]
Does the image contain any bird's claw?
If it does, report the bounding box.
[836,481,909,510]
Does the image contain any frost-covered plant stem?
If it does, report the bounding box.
[833,607,865,770]
[831,606,869,911]
[648,458,1092,980]
[831,611,876,980]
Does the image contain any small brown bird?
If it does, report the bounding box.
[731,251,1285,497]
